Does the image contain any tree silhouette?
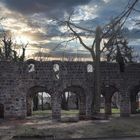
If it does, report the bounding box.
[54,0,139,114]
[0,35,28,62]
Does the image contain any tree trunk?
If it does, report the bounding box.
[92,26,101,114]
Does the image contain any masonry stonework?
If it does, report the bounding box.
[0,60,140,121]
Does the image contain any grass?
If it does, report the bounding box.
[33,109,79,116]
[33,108,120,116]
[61,110,79,115]
[33,110,52,116]
[112,108,120,113]
[100,108,120,114]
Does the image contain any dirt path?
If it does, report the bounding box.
[0,114,140,139]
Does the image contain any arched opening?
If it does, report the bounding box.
[61,86,86,121]
[61,92,79,111]
[130,85,140,114]
[101,85,120,116]
[0,104,4,118]
[26,86,52,118]
[111,92,120,114]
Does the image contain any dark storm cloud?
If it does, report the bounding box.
[2,0,91,18]
[122,28,140,39]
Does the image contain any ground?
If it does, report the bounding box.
[0,110,140,139]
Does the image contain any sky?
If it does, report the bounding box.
[0,0,140,60]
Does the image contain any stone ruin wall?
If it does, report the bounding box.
[0,60,140,119]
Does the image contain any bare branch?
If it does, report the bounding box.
[133,8,140,12]
[51,36,77,52]
[91,40,95,50]
[66,21,92,52]
[67,22,95,33]
[102,0,138,38]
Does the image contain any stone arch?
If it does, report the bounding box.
[101,84,119,115]
[60,85,87,120]
[129,84,140,114]
[0,103,4,118]
[26,85,52,116]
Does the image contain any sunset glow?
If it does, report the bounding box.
[14,35,31,45]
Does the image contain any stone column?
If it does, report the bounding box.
[86,95,92,119]
[26,97,32,116]
[0,104,4,118]
[79,96,86,120]
[120,88,130,117]
[51,93,61,121]
[131,96,137,114]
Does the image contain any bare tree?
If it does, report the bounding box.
[54,0,139,114]
[0,35,28,61]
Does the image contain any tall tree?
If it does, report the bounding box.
[55,0,138,114]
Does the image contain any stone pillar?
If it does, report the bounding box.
[0,104,4,118]
[105,97,111,115]
[92,89,101,114]
[120,88,130,117]
[131,96,137,114]
[26,97,32,116]
[51,93,61,121]
[79,96,86,120]
[86,95,92,119]
[91,89,100,115]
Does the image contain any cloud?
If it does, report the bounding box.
[76,0,140,29]
[1,0,140,59]
[2,0,91,19]
[33,49,91,59]
[122,28,140,39]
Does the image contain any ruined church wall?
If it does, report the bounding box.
[1,61,140,119]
